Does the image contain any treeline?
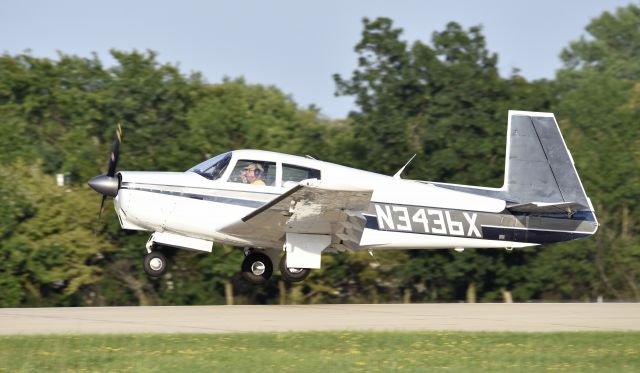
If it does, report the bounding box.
[0,5,638,307]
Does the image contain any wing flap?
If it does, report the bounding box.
[220,180,373,248]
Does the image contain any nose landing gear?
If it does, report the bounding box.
[143,251,168,277]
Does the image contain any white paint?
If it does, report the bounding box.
[375,204,395,230]
[427,209,447,235]
[151,231,213,253]
[392,154,416,179]
[359,228,536,250]
[411,209,429,232]
[463,212,482,238]
[445,211,464,236]
[393,206,411,231]
[285,233,331,269]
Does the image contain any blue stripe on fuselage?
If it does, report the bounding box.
[120,186,266,209]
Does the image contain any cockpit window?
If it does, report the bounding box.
[228,160,276,186]
[188,152,232,180]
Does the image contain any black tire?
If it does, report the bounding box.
[241,252,273,284]
[143,251,168,277]
[279,255,310,282]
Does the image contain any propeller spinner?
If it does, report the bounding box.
[88,124,123,218]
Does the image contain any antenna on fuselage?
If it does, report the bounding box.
[305,155,316,160]
[393,154,416,179]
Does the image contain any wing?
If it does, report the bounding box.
[219,180,373,250]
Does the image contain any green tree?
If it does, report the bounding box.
[540,4,640,300]
[334,18,510,185]
[0,161,115,306]
[1,6,637,306]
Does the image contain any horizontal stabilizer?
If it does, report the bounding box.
[507,201,588,214]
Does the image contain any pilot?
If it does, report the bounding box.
[241,163,266,186]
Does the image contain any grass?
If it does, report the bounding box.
[0,332,638,372]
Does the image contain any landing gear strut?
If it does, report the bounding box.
[143,251,168,277]
[241,252,273,284]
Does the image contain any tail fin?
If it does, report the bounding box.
[503,111,591,210]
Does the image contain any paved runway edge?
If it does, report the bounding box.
[1,303,639,335]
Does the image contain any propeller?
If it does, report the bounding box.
[88,123,123,219]
[106,123,122,178]
[99,195,108,219]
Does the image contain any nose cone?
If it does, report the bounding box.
[88,174,119,197]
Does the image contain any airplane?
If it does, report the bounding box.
[88,110,598,284]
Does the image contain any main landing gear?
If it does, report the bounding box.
[241,250,311,284]
[278,255,310,283]
[241,252,273,285]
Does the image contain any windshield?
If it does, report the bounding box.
[188,152,232,180]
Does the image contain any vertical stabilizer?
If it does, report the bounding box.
[504,111,590,208]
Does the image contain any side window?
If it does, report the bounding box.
[228,160,276,186]
[282,164,321,186]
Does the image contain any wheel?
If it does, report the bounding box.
[143,251,168,277]
[279,255,310,282]
[241,252,273,284]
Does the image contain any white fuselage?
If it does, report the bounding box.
[113,149,549,252]
[115,150,597,253]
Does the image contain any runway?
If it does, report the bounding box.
[1,303,639,335]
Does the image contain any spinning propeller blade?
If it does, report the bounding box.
[99,195,107,219]
[89,123,123,220]
[106,123,122,177]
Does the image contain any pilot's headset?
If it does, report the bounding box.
[250,163,264,178]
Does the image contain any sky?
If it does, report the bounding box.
[0,0,635,118]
